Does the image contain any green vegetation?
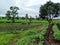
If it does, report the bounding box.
[53,24,60,41]
[0,23,42,32]
[15,24,48,45]
[0,19,48,23]
[0,21,48,45]
[53,19,60,24]
[0,22,46,45]
[0,0,60,45]
[0,32,14,45]
[6,6,19,22]
[0,19,60,45]
[39,1,60,24]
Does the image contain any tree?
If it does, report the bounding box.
[16,15,19,19]
[25,14,28,21]
[29,16,32,23]
[6,10,11,20]
[39,5,48,19]
[39,1,60,23]
[53,3,60,17]
[6,6,19,22]
[35,15,40,20]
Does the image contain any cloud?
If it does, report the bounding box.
[0,0,60,17]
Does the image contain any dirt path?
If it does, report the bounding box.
[44,24,60,45]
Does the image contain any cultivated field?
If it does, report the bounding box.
[0,19,60,45]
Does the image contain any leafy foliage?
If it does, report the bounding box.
[53,25,60,41]
[39,1,60,19]
[6,6,19,22]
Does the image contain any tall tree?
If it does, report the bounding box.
[39,1,60,23]
[6,6,19,22]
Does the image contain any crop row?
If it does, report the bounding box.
[0,19,48,23]
[0,23,41,32]
[0,23,44,45]
[15,25,48,45]
[53,24,60,41]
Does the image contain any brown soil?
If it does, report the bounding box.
[44,24,60,45]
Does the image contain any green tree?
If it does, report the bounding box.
[6,6,19,22]
[25,14,28,21]
[6,10,11,20]
[39,1,60,23]
[16,15,19,19]
[53,3,60,17]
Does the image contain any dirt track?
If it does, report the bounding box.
[44,24,60,45]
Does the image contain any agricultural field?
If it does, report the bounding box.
[0,19,60,45]
[1,0,60,45]
[0,19,48,45]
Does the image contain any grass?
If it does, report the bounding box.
[0,32,15,45]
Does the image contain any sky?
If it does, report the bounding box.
[0,0,60,17]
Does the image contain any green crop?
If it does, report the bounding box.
[0,33,14,45]
[53,25,60,41]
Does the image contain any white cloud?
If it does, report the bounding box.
[0,0,60,17]
[14,0,51,17]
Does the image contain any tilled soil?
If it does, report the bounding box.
[44,24,60,45]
